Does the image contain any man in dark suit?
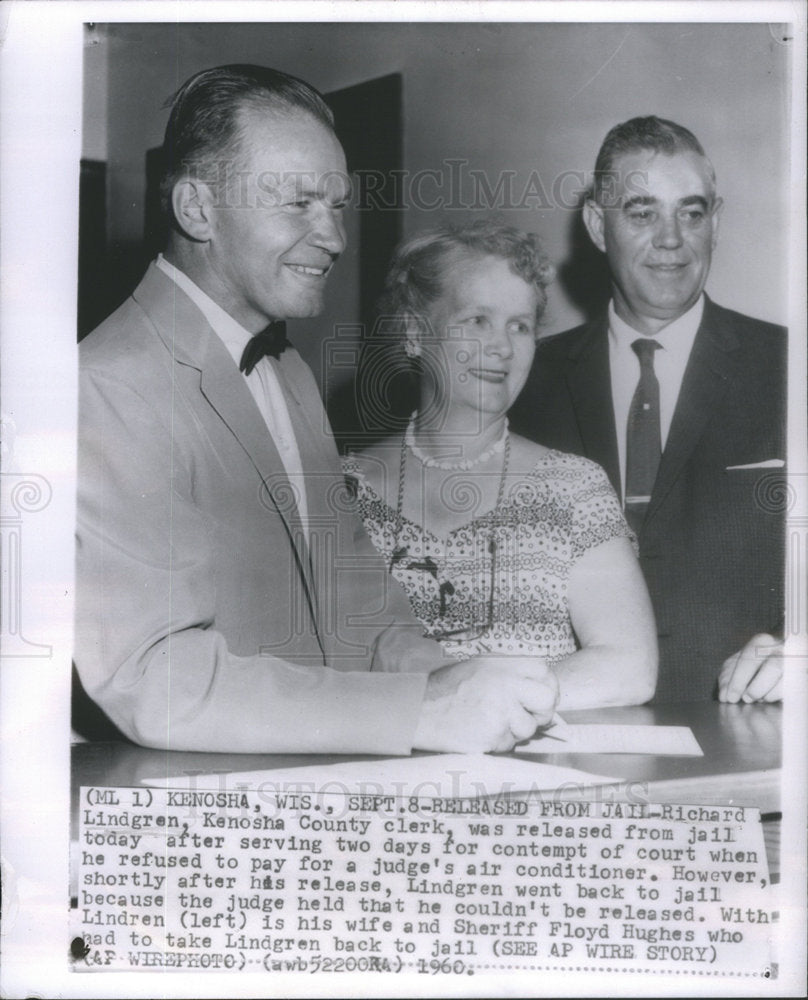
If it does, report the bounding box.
[75,64,558,753]
[511,116,785,703]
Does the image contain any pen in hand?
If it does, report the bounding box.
[537,713,569,743]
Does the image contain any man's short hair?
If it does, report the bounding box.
[159,63,335,218]
[592,115,716,204]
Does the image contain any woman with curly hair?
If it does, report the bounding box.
[345,220,657,710]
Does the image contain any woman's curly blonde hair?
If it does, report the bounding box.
[378,219,555,338]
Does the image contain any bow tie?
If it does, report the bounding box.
[239,321,289,375]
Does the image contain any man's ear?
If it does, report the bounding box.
[171,179,215,242]
[582,198,607,253]
[403,315,422,358]
[710,195,724,249]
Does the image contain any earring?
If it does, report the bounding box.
[404,339,421,359]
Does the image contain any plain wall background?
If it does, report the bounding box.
[85,21,791,341]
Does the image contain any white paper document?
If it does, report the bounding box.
[517,724,703,757]
[143,753,619,798]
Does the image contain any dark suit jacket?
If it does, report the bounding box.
[510,296,786,701]
[76,264,443,752]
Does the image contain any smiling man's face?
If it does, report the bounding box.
[204,106,350,331]
[584,148,723,335]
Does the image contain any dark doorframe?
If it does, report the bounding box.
[327,73,403,330]
[77,159,109,339]
[297,73,405,449]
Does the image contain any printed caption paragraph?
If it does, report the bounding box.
[75,788,775,978]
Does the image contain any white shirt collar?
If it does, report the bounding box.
[608,294,704,362]
[155,253,255,370]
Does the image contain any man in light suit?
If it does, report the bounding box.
[511,116,785,703]
[75,64,558,753]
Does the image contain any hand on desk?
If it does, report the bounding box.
[413,655,559,753]
[718,633,783,703]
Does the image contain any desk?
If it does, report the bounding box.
[514,701,782,813]
[70,701,782,901]
[72,700,782,841]
[68,699,785,983]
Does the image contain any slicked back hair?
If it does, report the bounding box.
[159,63,335,218]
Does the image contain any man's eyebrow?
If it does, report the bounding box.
[678,195,710,209]
[622,195,656,209]
[296,175,353,202]
[621,194,711,210]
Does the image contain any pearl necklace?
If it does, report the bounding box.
[405,414,509,470]
[390,425,511,579]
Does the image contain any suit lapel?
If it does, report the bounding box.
[564,318,622,495]
[273,355,338,492]
[271,354,343,660]
[133,264,322,634]
[645,296,741,525]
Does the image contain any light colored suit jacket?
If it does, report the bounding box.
[76,264,442,752]
[511,297,786,702]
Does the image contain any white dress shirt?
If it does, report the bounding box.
[155,254,309,535]
[608,295,704,503]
